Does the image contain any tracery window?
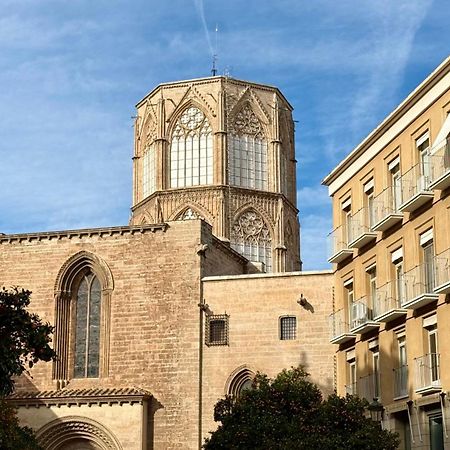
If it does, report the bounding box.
[74,272,101,378]
[177,207,202,220]
[142,144,156,198]
[231,210,272,272]
[228,368,255,397]
[170,107,213,188]
[228,104,267,190]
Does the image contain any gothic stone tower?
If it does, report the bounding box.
[131,76,301,272]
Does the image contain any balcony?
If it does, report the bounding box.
[358,372,381,401]
[401,263,439,310]
[373,281,407,323]
[372,186,403,232]
[415,353,441,394]
[345,382,357,396]
[393,364,408,399]
[399,163,434,213]
[434,249,450,294]
[348,208,377,249]
[350,297,380,334]
[328,225,353,264]
[329,309,356,344]
[429,138,450,190]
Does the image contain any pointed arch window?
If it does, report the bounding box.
[142,143,156,198]
[229,104,268,190]
[170,107,213,188]
[231,209,272,272]
[53,252,113,388]
[74,272,101,378]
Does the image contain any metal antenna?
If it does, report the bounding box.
[211,24,218,76]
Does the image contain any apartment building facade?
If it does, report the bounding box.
[323,56,450,450]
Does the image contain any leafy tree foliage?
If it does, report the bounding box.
[204,367,399,450]
[0,287,55,396]
[0,287,56,449]
[0,400,42,450]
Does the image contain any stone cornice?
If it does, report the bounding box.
[7,387,152,408]
[0,224,168,244]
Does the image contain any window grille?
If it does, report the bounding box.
[280,316,296,340]
[142,144,156,198]
[206,314,229,346]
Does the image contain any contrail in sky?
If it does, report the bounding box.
[194,0,214,57]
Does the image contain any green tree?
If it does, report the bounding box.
[204,367,399,450]
[0,287,56,450]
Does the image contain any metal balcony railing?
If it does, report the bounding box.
[350,297,379,333]
[372,186,403,232]
[348,207,377,248]
[415,353,440,393]
[373,281,407,322]
[399,162,434,212]
[429,138,450,190]
[345,382,357,396]
[358,372,381,401]
[328,225,353,263]
[393,364,408,398]
[402,262,439,309]
[434,249,450,294]
[329,308,355,344]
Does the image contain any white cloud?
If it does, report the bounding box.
[300,214,332,271]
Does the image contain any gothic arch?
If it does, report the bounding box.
[169,202,213,225]
[55,251,114,297]
[53,252,113,387]
[140,211,155,225]
[228,92,271,138]
[167,99,215,139]
[232,203,275,232]
[230,207,273,272]
[37,416,123,450]
[225,365,256,396]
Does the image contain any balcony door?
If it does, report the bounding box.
[428,325,439,384]
[429,413,444,450]
[417,133,431,189]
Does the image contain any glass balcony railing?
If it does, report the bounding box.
[348,208,377,249]
[399,162,434,212]
[373,281,407,322]
[415,353,441,394]
[429,138,450,190]
[402,262,439,309]
[372,186,403,232]
[393,364,408,399]
[329,308,355,344]
[434,249,450,294]
[328,225,353,264]
[350,297,379,334]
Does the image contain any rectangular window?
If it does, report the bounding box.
[206,315,229,346]
[392,248,405,305]
[364,180,375,228]
[416,132,431,187]
[367,266,377,309]
[420,229,435,292]
[280,316,297,340]
[344,279,354,325]
[346,352,357,396]
[428,324,439,383]
[372,349,381,399]
[389,159,402,211]
[341,199,352,245]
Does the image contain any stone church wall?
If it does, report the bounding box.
[201,270,334,441]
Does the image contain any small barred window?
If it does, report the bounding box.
[206,315,229,346]
[280,316,296,340]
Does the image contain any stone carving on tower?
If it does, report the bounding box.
[131,76,301,272]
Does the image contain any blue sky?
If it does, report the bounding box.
[1,0,449,270]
